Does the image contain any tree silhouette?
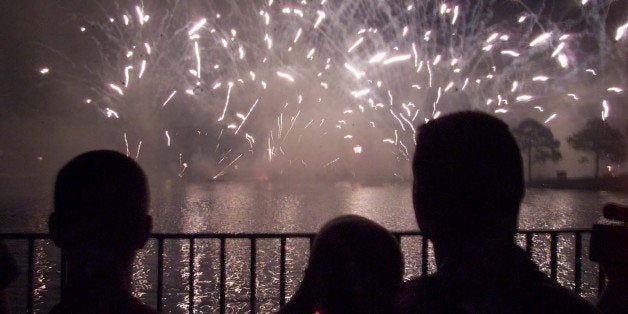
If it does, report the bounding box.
[512,119,562,182]
[567,118,626,179]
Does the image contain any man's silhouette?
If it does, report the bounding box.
[48,150,156,313]
[395,112,598,313]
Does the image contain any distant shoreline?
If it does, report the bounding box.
[526,175,628,192]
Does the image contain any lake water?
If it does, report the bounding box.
[3,183,628,313]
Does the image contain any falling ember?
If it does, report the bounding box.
[586,69,597,75]
[194,41,201,78]
[162,90,177,106]
[557,54,568,68]
[601,100,609,121]
[109,83,124,95]
[344,63,365,78]
[105,108,119,118]
[188,18,207,36]
[529,32,551,47]
[234,99,259,135]
[383,54,412,65]
[544,113,557,124]
[551,42,565,57]
[351,89,370,98]
[276,71,295,82]
[39,68,50,74]
[500,50,520,57]
[165,131,171,146]
[368,52,387,63]
[432,54,441,65]
[516,95,533,102]
[217,82,234,122]
[138,60,146,78]
[324,157,341,168]
[293,28,303,43]
[178,163,188,177]
[347,37,364,53]
[486,33,499,43]
[511,81,518,92]
[314,10,326,28]
[124,65,133,87]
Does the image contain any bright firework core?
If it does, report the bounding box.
[12,1,628,182]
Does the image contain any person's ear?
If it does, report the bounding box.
[48,212,66,248]
[130,214,152,249]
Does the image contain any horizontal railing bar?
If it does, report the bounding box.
[0,228,592,240]
[2,228,600,312]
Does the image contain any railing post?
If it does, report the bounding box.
[279,237,287,306]
[550,233,558,281]
[60,251,66,291]
[220,238,226,314]
[27,238,34,314]
[421,236,429,275]
[598,267,606,296]
[574,232,582,295]
[525,232,533,259]
[157,238,164,312]
[188,238,195,314]
[250,238,257,313]
[1,230,600,312]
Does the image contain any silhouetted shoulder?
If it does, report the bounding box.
[395,276,600,314]
[0,241,19,290]
[49,293,158,314]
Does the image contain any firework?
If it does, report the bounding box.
[36,0,626,180]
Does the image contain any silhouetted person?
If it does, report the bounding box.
[590,203,628,313]
[48,150,156,313]
[279,215,403,314]
[395,112,598,313]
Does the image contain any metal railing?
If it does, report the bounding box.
[1,229,603,313]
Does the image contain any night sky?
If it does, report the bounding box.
[0,0,626,198]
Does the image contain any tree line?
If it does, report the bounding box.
[511,117,626,181]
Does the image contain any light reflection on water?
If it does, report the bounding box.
[5,183,628,312]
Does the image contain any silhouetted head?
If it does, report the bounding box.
[307,215,403,313]
[413,111,524,244]
[49,150,151,252]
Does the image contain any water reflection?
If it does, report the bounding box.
[6,183,628,312]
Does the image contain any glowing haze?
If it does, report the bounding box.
[1,0,626,182]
